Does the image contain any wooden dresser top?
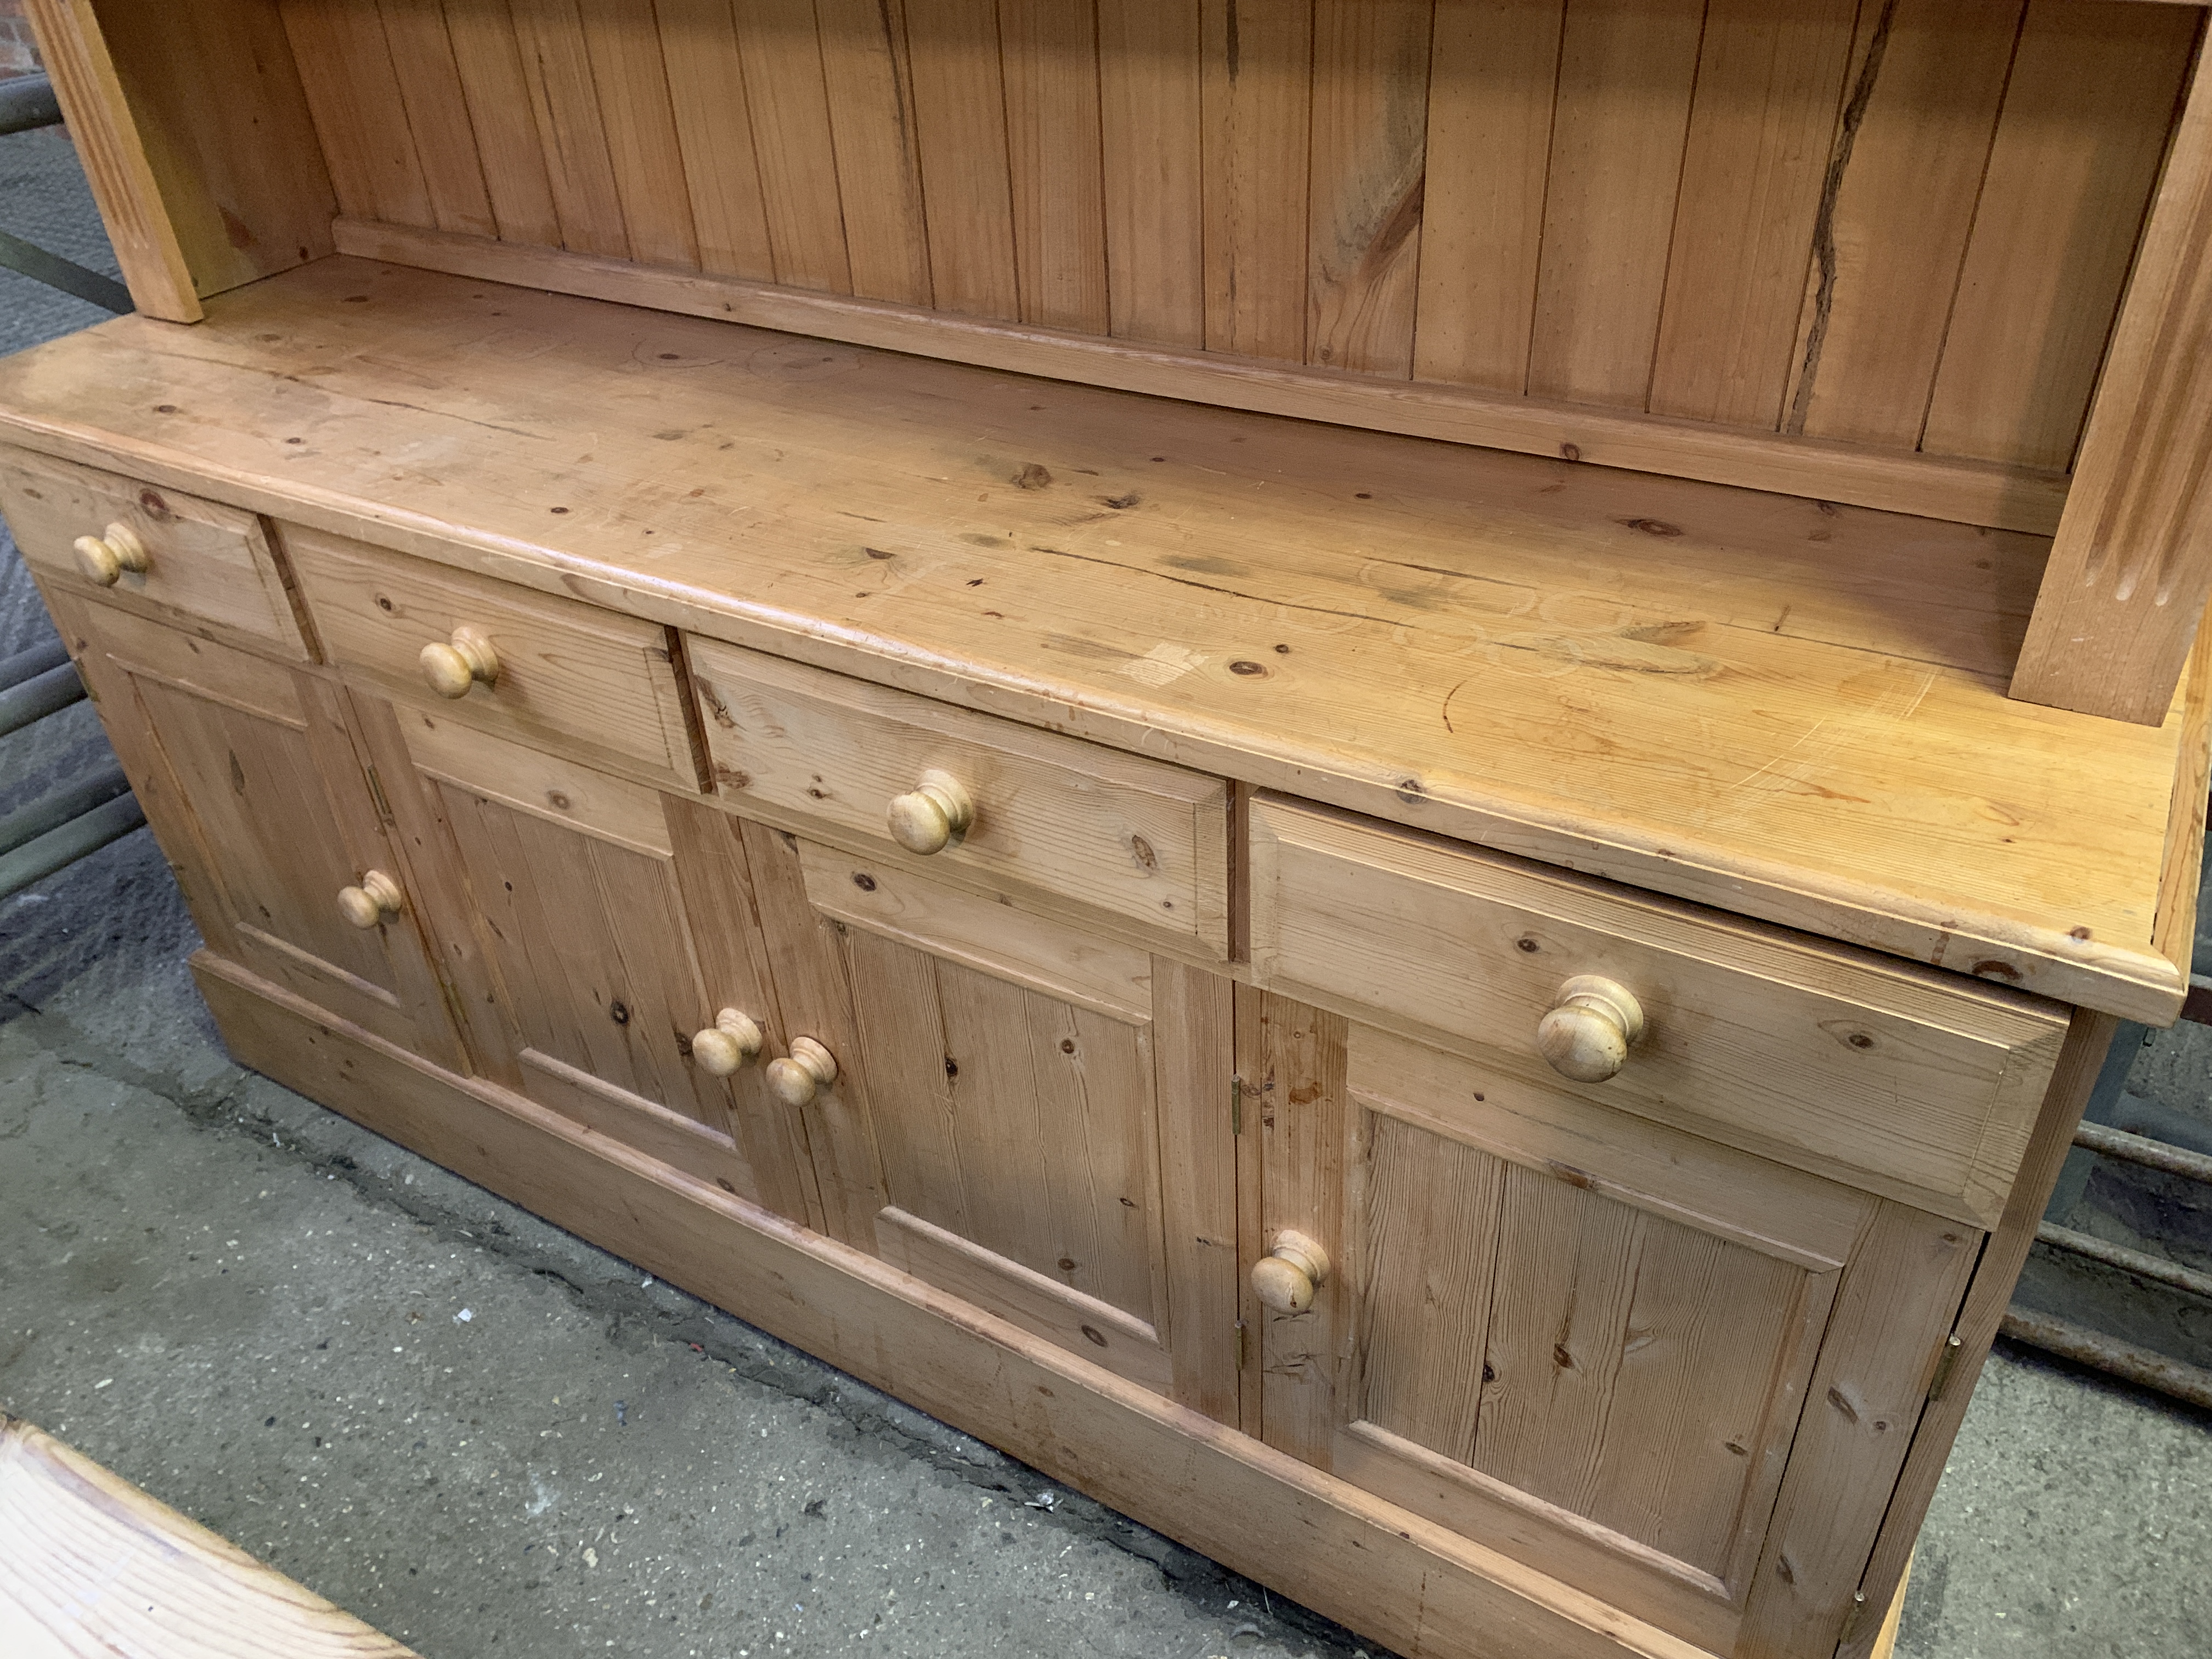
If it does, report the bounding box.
[0,257,2199,1019]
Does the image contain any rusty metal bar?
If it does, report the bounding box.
[2000,1306,2212,1412]
[2036,1221,2212,1301]
[2073,1117,2212,1184]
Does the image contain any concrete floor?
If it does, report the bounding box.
[3,121,2210,1659]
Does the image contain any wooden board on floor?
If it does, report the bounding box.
[0,1415,417,1658]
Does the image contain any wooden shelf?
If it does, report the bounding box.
[0,255,2200,1019]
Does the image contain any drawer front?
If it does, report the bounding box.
[1249,794,2069,1225]
[285,526,699,791]
[686,637,1230,956]
[0,447,305,656]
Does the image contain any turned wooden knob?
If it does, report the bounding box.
[886,769,973,855]
[419,625,500,698]
[72,523,149,586]
[336,869,404,929]
[691,1008,764,1076]
[1251,1229,1331,1314]
[765,1036,838,1107]
[1536,975,1645,1083]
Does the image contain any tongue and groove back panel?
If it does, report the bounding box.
[263,0,2200,526]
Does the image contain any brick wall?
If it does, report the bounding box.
[0,0,42,80]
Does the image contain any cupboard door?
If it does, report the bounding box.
[760,835,1239,1420]
[53,594,459,1065]
[369,702,816,1224]
[1241,992,1979,1654]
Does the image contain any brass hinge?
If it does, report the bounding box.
[364,763,394,823]
[1927,1333,1963,1404]
[1836,1590,1871,1649]
[1231,1074,1244,1135]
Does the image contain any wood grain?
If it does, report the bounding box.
[1526,0,1705,408]
[815,0,934,305]
[196,954,1723,1659]
[1201,0,1312,360]
[1922,1,2198,469]
[0,258,2186,1021]
[379,0,498,239]
[905,0,1018,320]
[1306,0,1431,377]
[657,0,777,280]
[575,0,699,268]
[1413,0,1564,393]
[280,0,437,229]
[441,0,563,247]
[1002,0,1110,334]
[0,1417,416,1658]
[728,0,853,291]
[2011,25,2212,724]
[509,0,630,257]
[1098,0,1207,347]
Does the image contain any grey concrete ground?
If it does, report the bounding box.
[3,117,2210,1659]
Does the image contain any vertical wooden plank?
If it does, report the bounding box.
[92,0,337,298]
[2008,45,2212,724]
[1098,0,1206,347]
[1307,0,1432,377]
[1023,992,1160,1321]
[1154,956,1238,1423]
[1001,0,1109,332]
[510,0,631,257]
[657,0,778,280]
[1411,0,1563,393]
[1646,0,1861,428]
[1200,0,1312,361]
[904,0,1020,319]
[739,819,888,1244]
[814,0,934,305]
[279,0,438,228]
[729,0,855,292]
[574,0,701,268]
[1525,0,1706,409]
[442,0,564,246]
[1357,1113,1504,1462]
[1923,1,2198,470]
[1247,988,1348,1470]
[378,0,499,238]
[1783,0,2026,446]
[22,0,200,319]
[1581,1222,1812,1579]
[1836,1010,2118,1659]
[1735,1201,1979,1659]
[1471,1166,1643,1509]
[656,797,821,1225]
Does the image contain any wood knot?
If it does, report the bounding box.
[1618,517,1683,538]
[1013,462,1053,489]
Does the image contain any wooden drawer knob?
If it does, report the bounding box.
[886,769,973,855]
[72,523,150,586]
[336,870,404,929]
[1536,975,1645,1083]
[419,626,500,698]
[691,1008,764,1077]
[1251,1229,1331,1314]
[765,1036,838,1107]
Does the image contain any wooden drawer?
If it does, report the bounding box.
[284,526,699,791]
[686,637,1231,957]
[0,446,305,656]
[1249,794,2070,1226]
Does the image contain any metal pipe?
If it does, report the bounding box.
[2073,1118,2212,1186]
[0,659,83,736]
[0,765,131,856]
[0,226,133,314]
[2036,1221,2212,1301]
[0,73,60,136]
[2001,1306,2212,1412]
[0,636,69,692]
[0,790,145,900]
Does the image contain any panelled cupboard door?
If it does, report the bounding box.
[1240,991,1980,1655]
[368,701,817,1226]
[772,836,1240,1421]
[49,594,460,1067]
